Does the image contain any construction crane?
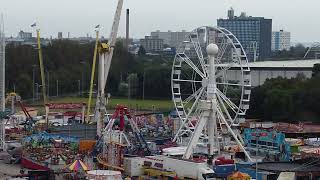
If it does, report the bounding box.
[35,28,47,105]
[95,0,124,136]
[86,28,100,123]
[31,24,48,128]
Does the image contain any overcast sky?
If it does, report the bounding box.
[0,0,318,43]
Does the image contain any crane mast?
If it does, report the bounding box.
[86,30,100,122]
[95,0,124,136]
[36,29,47,105]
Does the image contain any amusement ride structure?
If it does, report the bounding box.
[96,105,150,170]
[94,0,124,137]
[171,26,252,160]
[304,42,320,59]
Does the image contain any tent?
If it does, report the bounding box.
[66,159,89,172]
[228,171,251,180]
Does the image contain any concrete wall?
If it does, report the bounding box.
[227,68,312,87]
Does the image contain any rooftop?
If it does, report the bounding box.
[248,59,320,68]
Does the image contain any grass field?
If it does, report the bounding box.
[48,97,174,111]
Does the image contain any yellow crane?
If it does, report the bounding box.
[86,29,100,122]
[35,27,47,105]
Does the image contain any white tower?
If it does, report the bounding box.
[0,14,5,151]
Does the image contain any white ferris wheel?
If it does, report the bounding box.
[171,26,252,159]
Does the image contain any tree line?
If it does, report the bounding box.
[247,65,320,123]
[5,40,172,100]
[6,40,320,122]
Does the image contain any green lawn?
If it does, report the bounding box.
[48,97,174,111]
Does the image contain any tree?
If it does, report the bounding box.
[312,63,320,78]
[138,45,146,56]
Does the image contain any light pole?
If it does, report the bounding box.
[77,80,81,96]
[142,69,145,100]
[35,83,39,100]
[32,64,37,102]
[56,80,59,97]
[128,77,130,100]
[47,71,50,98]
[80,61,86,97]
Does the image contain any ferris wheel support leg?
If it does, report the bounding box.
[183,112,208,159]
[216,95,252,162]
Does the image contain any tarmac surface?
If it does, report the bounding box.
[0,160,21,180]
[257,161,320,172]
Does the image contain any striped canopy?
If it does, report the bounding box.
[67,159,89,172]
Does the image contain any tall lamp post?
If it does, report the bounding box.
[80,60,86,97]
[32,64,37,102]
[77,80,81,96]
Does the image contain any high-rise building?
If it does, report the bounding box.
[58,32,63,39]
[272,30,291,51]
[140,36,163,53]
[217,8,272,61]
[18,30,32,40]
[150,30,189,48]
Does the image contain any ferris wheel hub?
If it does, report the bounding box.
[206,43,219,56]
[202,78,209,88]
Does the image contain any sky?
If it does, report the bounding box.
[0,0,318,43]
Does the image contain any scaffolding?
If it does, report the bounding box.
[0,14,5,150]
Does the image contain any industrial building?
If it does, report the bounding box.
[272,30,291,51]
[228,59,320,87]
[217,8,272,61]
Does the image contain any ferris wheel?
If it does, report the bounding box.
[171,26,251,153]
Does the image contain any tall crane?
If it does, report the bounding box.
[95,0,124,136]
[36,28,47,105]
[86,28,100,122]
[31,23,48,127]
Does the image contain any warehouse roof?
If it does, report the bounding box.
[248,59,320,68]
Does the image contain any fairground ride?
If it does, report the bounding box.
[171,26,252,161]
[96,105,150,171]
[94,0,124,137]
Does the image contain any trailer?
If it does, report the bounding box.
[124,155,215,179]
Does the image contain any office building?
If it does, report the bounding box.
[140,36,163,53]
[217,8,272,61]
[58,32,63,39]
[151,30,189,48]
[18,30,32,40]
[272,30,291,51]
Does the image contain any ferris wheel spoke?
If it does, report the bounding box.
[189,34,207,75]
[215,63,236,78]
[216,88,245,115]
[172,79,202,83]
[184,87,205,124]
[216,96,233,125]
[216,82,242,87]
[183,87,203,105]
[178,53,205,79]
[216,39,229,63]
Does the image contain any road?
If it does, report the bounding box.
[0,160,21,179]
